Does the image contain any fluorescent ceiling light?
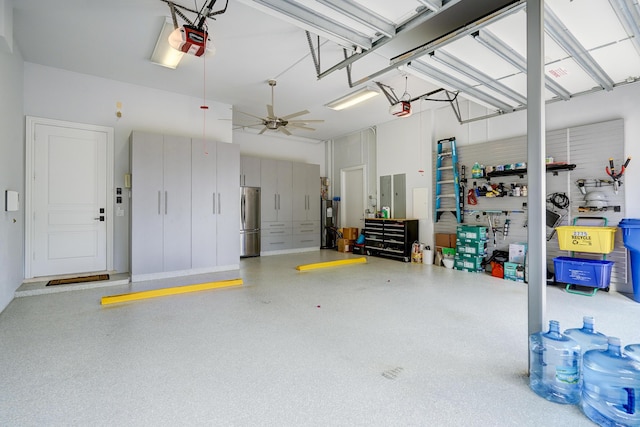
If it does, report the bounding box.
[150,18,185,69]
[326,86,380,110]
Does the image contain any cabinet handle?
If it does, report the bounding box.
[213,192,216,215]
[165,191,168,214]
[218,193,221,214]
[157,191,161,215]
[274,194,277,211]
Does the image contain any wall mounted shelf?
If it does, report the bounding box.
[483,163,576,180]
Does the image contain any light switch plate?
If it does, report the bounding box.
[5,190,18,211]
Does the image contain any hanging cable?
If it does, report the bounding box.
[547,192,569,210]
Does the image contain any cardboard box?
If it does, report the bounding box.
[435,233,457,249]
[340,227,359,240]
[509,243,528,264]
[337,238,355,253]
[504,262,525,282]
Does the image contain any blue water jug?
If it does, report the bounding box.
[582,337,640,426]
[564,316,608,356]
[529,320,581,404]
[626,344,640,362]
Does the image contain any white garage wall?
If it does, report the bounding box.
[0,35,23,313]
[375,83,640,250]
[23,63,234,274]
[434,85,640,217]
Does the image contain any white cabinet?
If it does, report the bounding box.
[192,140,240,270]
[131,131,192,277]
[240,155,261,187]
[131,131,239,281]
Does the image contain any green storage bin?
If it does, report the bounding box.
[456,225,488,240]
[456,238,488,256]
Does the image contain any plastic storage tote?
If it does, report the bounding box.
[553,257,614,289]
[619,218,640,303]
[555,225,617,254]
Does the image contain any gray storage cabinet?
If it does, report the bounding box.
[292,162,321,248]
[131,131,240,281]
[261,158,293,251]
[131,131,192,277]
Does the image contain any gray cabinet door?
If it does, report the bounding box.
[191,139,217,269]
[162,135,192,272]
[293,162,320,221]
[276,160,293,222]
[131,132,191,275]
[260,158,278,222]
[240,155,261,187]
[393,173,406,219]
[216,142,240,266]
[306,164,320,221]
[380,175,391,212]
[292,162,307,220]
[131,132,164,276]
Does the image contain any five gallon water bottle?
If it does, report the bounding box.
[582,337,640,426]
[564,316,608,356]
[530,320,581,404]
[626,344,640,362]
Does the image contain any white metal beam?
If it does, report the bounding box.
[544,4,614,91]
[317,0,396,38]
[473,29,571,100]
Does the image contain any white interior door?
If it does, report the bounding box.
[28,119,112,277]
[341,166,366,230]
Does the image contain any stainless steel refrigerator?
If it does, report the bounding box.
[240,186,261,257]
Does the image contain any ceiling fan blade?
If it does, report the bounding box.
[279,127,292,136]
[281,110,310,120]
[287,119,325,123]
[235,122,264,128]
[258,126,268,135]
[267,104,275,119]
[237,110,267,121]
[287,124,316,131]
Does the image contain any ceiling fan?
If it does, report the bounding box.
[237,80,324,136]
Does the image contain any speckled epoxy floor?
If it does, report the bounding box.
[1,251,639,426]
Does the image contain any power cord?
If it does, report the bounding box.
[547,192,570,210]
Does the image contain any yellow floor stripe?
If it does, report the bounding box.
[296,257,367,271]
[100,278,243,305]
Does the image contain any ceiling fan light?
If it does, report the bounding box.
[325,86,380,110]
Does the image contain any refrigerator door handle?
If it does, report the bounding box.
[218,193,221,214]
[158,191,161,215]
[213,192,216,215]
[165,191,168,215]
[241,193,246,226]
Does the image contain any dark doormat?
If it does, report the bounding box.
[46,274,110,286]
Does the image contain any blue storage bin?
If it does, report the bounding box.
[618,218,640,302]
[553,257,614,289]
